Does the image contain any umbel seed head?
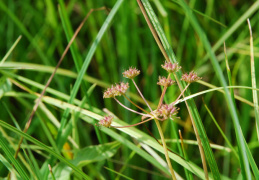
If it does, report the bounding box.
[161,62,181,73]
[157,76,175,87]
[103,82,129,98]
[98,116,113,128]
[181,71,202,83]
[122,67,140,79]
[154,104,179,120]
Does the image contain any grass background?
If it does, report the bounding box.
[0,0,259,179]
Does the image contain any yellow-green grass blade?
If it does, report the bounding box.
[38,94,225,179]
[248,19,259,142]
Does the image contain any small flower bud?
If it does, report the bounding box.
[157,76,175,87]
[115,82,129,95]
[161,62,181,73]
[98,116,113,128]
[181,71,202,83]
[123,67,140,79]
[103,86,116,98]
[103,82,129,98]
[153,104,178,120]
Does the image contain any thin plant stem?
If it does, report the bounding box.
[174,76,209,180]
[122,94,151,114]
[132,79,152,112]
[114,97,148,117]
[171,83,190,105]
[157,74,171,108]
[247,19,259,141]
[48,164,56,180]
[179,130,193,180]
[135,0,170,62]
[11,7,107,161]
[154,118,176,180]
[112,117,153,128]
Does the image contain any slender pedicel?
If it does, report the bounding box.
[114,97,149,117]
[157,74,172,109]
[112,117,153,128]
[132,79,153,112]
[123,94,151,114]
[171,83,190,105]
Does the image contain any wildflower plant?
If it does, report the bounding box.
[100,62,201,180]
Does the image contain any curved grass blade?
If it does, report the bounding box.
[140,0,220,178]
[0,35,22,65]
[0,135,29,179]
[0,120,90,180]
[56,0,125,150]
[0,154,20,178]
[200,1,259,64]
[39,94,222,179]
[176,0,251,179]
[0,2,52,65]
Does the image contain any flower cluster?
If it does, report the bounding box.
[122,67,140,79]
[161,62,181,73]
[98,116,113,128]
[103,82,129,98]
[100,61,202,180]
[153,104,178,120]
[100,62,201,128]
[181,71,202,83]
[157,76,175,87]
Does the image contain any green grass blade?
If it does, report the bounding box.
[0,152,20,178]
[58,0,83,68]
[176,0,251,179]
[39,94,219,179]
[140,0,220,178]
[224,42,236,104]
[55,0,125,150]
[104,166,134,180]
[200,0,259,64]
[0,35,22,65]
[0,134,29,180]
[0,2,52,65]
[191,8,227,28]
[247,19,259,141]
[243,136,259,179]
[2,102,42,179]
[203,102,238,158]
[0,120,91,180]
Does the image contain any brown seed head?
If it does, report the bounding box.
[157,76,175,87]
[161,62,181,73]
[98,116,113,127]
[154,104,178,120]
[103,82,129,98]
[181,71,202,83]
[122,67,140,79]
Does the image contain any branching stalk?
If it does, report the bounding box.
[171,83,190,105]
[132,79,152,112]
[114,97,148,116]
[122,95,151,114]
[157,74,171,108]
[112,117,153,128]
